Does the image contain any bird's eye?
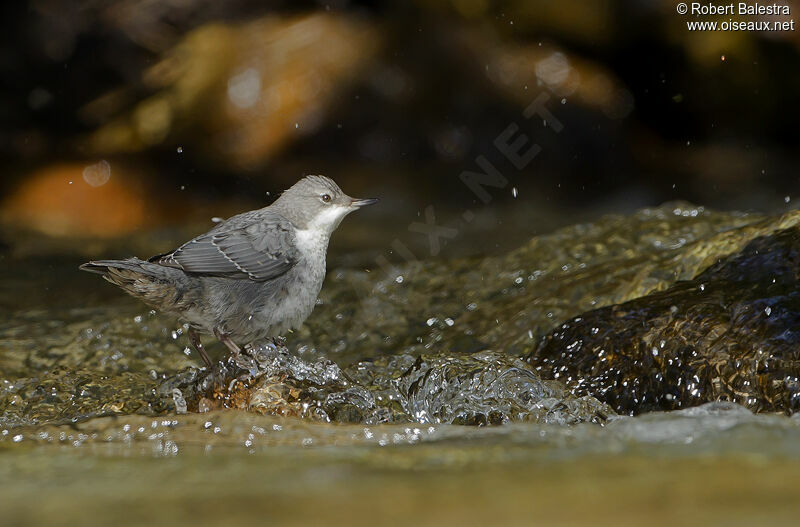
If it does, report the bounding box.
[321,194,331,203]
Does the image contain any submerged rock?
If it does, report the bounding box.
[156,341,382,423]
[0,366,166,427]
[157,343,612,425]
[527,226,800,415]
[366,351,612,425]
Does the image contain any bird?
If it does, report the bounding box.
[80,175,377,368]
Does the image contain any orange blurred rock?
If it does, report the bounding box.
[1,162,151,238]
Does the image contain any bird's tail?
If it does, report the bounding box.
[79,258,186,309]
[79,259,147,276]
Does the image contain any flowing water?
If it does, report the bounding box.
[3,204,800,525]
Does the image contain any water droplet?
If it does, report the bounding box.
[82,160,111,187]
[560,98,566,104]
[227,67,261,109]
[765,307,772,316]
[176,146,183,153]
[785,196,791,203]
[395,275,404,284]
[511,187,518,198]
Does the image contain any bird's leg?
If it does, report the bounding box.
[188,327,213,368]
[213,327,243,358]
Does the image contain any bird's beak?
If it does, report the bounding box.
[350,197,379,208]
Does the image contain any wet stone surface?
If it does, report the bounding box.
[160,343,613,425]
[528,226,800,415]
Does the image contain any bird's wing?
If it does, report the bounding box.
[151,212,299,282]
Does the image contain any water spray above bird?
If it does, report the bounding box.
[80,175,377,367]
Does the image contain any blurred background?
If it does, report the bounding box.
[1,0,799,264]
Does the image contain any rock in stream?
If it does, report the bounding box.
[527,225,800,415]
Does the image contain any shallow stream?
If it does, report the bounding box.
[3,203,800,525]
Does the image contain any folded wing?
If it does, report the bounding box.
[151,212,298,282]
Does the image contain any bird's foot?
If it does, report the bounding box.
[213,328,261,374]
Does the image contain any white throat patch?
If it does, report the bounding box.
[307,205,351,235]
[293,205,351,261]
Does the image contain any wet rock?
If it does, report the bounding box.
[352,351,612,425]
[527,226,800,416]
[155,341,389,423]
[153,342,611,425]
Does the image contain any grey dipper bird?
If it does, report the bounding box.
[80,175,377,367]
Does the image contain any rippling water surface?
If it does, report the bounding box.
[4,406,800,526]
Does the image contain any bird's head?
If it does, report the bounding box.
[273,175,377,234]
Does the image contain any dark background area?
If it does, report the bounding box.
[1,0,798,262]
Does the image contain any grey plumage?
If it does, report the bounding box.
[80,175,377,367]
[153,210,298,281]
